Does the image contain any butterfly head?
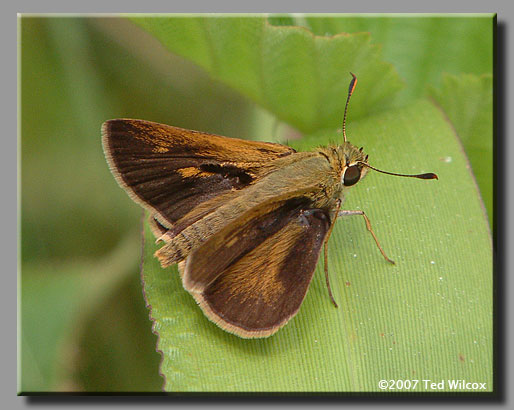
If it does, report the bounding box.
[338,142,369,187]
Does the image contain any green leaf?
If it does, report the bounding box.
[429,73,493,226]
[300,15,494,102]
[141,99,492,392]
[131,16,403,133]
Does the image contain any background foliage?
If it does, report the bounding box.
[20,15,493,392]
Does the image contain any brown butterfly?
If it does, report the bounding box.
[102,74,437,338]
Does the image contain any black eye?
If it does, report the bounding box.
[343,165,361,186]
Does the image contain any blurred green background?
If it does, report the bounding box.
[19,15,493,392]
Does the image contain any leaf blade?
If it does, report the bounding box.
[429,73,493,225]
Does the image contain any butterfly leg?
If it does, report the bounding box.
[338,210,395,264]
[323,200,342,308]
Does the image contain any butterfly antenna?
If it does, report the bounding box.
[358,162,438,180]
[342,72,357,143]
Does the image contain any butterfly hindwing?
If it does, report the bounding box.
[182,208,331,338]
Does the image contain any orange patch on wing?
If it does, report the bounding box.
[152,146,169,153]
[177,167,213,178]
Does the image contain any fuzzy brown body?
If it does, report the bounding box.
[102,118,372,338]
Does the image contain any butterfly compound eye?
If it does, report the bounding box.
[343,165,361,186]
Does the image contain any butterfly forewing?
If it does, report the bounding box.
[102,119,296,228]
